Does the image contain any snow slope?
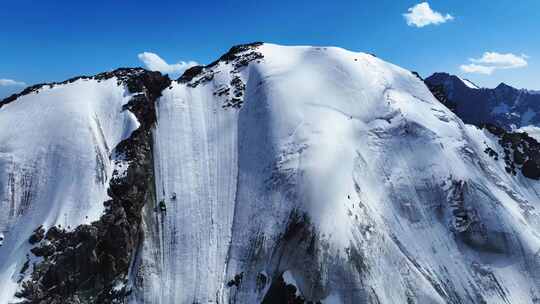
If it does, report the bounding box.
[131,44,540,303]
[0,77,139,302]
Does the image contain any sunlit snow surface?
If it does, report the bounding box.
[0,78,139,302]
[132,44,540,303]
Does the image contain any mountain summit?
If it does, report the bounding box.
[1,43,540,304]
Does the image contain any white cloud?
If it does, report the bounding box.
[460,52,528,75]
[469,52,528,68]
[459,64,496,75]
[403,2,454,27]
[137,52,198,75]
[0,79,26,87]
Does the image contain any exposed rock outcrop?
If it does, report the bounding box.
[483,123,540,179]
[178,42,264,109]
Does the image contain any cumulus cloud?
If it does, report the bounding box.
[403,2,454,27]
[459,64,496,75]
[0,79,26,86]
[470,52,528,68]
[460,52,528,75]
[137,52,198,75]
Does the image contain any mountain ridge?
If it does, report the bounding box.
[425,72,540,130]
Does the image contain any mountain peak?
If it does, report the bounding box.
[495,82,516,91]
[425,72,479,89]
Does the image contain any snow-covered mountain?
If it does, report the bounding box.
[425,72,540,130]
[1,43,540,304]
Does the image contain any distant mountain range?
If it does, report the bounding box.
[425,72,540,130]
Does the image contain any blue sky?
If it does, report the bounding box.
[1,0,538,98]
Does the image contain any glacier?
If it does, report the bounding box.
[1,43,540,303]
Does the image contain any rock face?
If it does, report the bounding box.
[425,72,540,129]
[2,44,540,304]
[481,124,540,180]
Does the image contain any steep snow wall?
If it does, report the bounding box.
[132,44,540,303]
